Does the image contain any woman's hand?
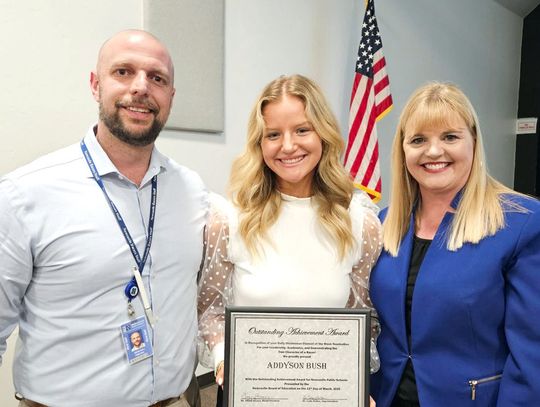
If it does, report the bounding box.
[370,396,376,407]
[215,360,225,387]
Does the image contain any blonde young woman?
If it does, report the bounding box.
[369,82,540,407]
[198,75,382,406]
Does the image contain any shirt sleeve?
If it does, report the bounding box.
[347,207,383,373]
[499,205,540,404]
[197,194,234,371]
[0,179,33,365]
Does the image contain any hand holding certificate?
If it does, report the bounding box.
[223,307,371,407]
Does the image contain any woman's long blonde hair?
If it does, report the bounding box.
[229,74,354,259]
[383,82,520,256]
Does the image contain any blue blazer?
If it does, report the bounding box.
[370,194,540,406]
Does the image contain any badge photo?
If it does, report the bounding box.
[121,315,153,364]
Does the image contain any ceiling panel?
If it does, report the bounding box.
[493,0,540,17]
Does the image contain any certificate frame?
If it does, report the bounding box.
[224,306,371,407]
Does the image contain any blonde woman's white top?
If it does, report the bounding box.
[197,191,382,372]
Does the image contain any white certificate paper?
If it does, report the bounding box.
[225,307,370,407]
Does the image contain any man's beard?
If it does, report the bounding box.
[99,101,165,147]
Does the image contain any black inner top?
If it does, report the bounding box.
[395,235,432,403]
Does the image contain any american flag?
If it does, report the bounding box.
[344,0,392,202]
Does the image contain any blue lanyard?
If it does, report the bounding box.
[80,140,157,302]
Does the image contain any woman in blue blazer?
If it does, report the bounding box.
[370,82,540,406]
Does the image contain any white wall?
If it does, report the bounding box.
[0,0,142,175]
[0,0,523,405]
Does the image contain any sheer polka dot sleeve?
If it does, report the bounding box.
[197,196,235,370]
[347,205,383,373]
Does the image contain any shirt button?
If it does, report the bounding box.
[155,359,160,365]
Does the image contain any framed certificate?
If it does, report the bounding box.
[224,307,371,406]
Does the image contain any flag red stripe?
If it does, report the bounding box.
[345,79,372,162]
[372,57,386,73]
[350,79,372,137]
[361,141,379,186]
[349,103,377,177]
[349,74,362,107]
[375,95,393,118]
[374,75,389,95]
[375,178,382,193]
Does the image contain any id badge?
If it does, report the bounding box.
[121,316,153,364]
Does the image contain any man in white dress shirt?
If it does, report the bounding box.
[0,30,207,407]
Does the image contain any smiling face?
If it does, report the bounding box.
[260,95,323,197]
[130,331,142,348]
[402,113,475,200]
[90,31,175,147]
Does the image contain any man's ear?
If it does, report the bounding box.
[169,87,176,108]
[90,71,100,102]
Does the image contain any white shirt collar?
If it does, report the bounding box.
[82,124,168,186]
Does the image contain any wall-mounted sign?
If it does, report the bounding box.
[517,117,538,135]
